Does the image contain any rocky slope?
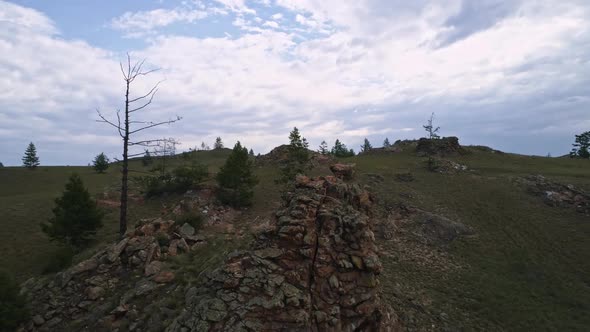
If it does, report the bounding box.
[19,169,399,331]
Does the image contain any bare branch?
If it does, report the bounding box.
[128,81,162,103]
[129,88,158,113]
[96,109,124,138]
[129,116,181,134]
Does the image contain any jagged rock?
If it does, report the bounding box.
[70,258,98,275]
[167,175,400,331]
[330,163,356,180]
[145,261,164,276]
[180,223,195,237]
[416,136,465,157]
[517,175,590,214]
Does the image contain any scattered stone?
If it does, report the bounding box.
[153,271,175,283]
[144,260,163,276]
[32,315,45,326]
[179,223,195,237]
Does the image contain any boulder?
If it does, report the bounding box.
[329,163,356,180]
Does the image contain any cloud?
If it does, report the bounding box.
[110,7,209,36]
[1,0,590,165]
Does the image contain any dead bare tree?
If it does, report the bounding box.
[96,54,181,238]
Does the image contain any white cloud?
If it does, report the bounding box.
[1,0,590,164]
[263,20,279,29]
[111,7,209,34]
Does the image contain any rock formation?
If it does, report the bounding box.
[19,170,398,331]
[518,175,590,214]
[416,136,464,157]
[168,174,399,331]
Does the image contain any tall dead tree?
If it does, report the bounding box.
[97,54,181,238]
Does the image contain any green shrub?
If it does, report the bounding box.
[138,164,208,197]
[0,270,29,331]
[42,246,74,274]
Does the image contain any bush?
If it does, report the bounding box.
[138,164,208,197]
[40,174,104,250]
[0,270,29,331]
[216,142,258,207]
[42,246,74,274]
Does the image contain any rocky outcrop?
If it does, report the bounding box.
[329,163,356,180]
[416,137,465,157]
[168,175,399,331]
[257,145,334,166]
[19,218,206,332]
[517,175,590,214]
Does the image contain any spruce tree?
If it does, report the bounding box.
[319,140,328,155]
[214,137,224,150]
[361,138,373,153]
[22,142,40,169]
[570,131,590,159]
[142,150,153,166]
[0,270,29,330]
[41,174,104,249]
[249,148,255,157]
[331,139,354,157]
[383,137,391,148]
[92,153,110,173]
[216,142,259,207]
[278,127,310,184]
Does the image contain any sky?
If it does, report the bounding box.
[0,0,589,165]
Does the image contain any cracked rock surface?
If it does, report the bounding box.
[168,174,400,331]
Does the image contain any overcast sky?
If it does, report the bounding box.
[1,0,589,165]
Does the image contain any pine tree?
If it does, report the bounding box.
[216,142,259,207]
[278,127,310,184]
[214,137,224,150]
[22,142,40,169]
[319,140,328,155]
[331,139,355,157]
[41,174,104,249]
[360,138,373,153]
[570,131,590,159]
[92,153,110,173]
[142,150,153,166]
[383,137,391,148]
[249,148,255,157]
[201,141,210,151]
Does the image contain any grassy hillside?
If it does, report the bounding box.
[1,146,589,331]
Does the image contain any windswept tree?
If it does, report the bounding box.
[360,138,373,153]
[423,112,440,139]
[318,140,328,155]
[383,137,391,148]
[22,142,40,169]
[96,54,181,238]
[93,153,110,173]
[214,137,224,150]
[570,131,590,159]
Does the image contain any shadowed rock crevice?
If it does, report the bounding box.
[167,174,400,331]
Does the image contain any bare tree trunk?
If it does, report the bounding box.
[119,80,130,238]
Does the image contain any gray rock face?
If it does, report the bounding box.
[180,223,196,237]
[167,175,399,332]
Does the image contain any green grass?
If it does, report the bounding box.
[353,149,590,331]
[1,147,589,331]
